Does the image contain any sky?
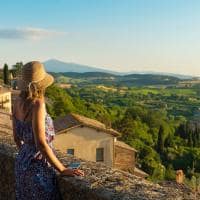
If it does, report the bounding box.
[0,0,200,75]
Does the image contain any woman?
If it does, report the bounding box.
[12,61,84,199]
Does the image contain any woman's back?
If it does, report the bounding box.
[13,98,55,149]
[13,98,35,146]
[13,98,59,200]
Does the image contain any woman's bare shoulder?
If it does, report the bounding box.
[32,98,45,110]
[13,96,22,110]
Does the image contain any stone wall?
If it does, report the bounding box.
[1,139,198,200]
[0,143,16,200]
[0,111,198,200]
[114,145,135,171]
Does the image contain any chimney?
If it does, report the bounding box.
[176,170,184,184]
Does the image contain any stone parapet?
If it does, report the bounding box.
[0,110,198,200]
[0,138,197,200]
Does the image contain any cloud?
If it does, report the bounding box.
[0,27,66,40]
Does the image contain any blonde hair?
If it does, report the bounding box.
[19,84,45,110]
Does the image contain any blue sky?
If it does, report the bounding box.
[0,0,200,75]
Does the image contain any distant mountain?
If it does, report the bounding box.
[126,71,193,80]
[44,59,194,79]
[44,59,119,75]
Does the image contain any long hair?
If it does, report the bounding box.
[19,83,45,111]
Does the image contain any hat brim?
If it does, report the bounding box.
[17,73,54,91]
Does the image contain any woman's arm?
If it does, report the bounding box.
[32,99,66,173]
[32,99,84,177]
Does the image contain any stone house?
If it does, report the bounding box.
[53,113,148,178]
[0,86,12,113]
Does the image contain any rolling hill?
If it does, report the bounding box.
[50,71,181,87]
[44,59,119,74]
[44,59,194,80]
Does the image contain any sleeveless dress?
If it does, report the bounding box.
[14,111,61,200]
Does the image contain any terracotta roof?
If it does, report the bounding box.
[134,167,148,177]
[115,140,137,152]
[54,113,121,137]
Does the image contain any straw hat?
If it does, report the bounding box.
[17,61,54,91]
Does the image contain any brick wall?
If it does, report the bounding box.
[114,145,135,171]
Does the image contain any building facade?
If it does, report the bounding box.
[0,86,11,113]
[53,113,148,178]
[54,126,115,167]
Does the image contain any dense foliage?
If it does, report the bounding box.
[0,63,198,185]
[11,62,23,77]
[44,72,200,183]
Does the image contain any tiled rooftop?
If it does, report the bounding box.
[54,113,120,137]
[115,140,137,152]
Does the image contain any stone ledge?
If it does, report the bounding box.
[0,131,198,200]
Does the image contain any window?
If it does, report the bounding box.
[67,149,74,156]
[96,148,104,162]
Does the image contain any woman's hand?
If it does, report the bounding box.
[60,168,85,177]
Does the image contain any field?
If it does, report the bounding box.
[53,72,200,120]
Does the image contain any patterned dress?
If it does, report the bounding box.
[14,112,61,200]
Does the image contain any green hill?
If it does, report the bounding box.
[51,72,182,87]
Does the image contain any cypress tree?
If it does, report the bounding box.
[3,63,9,85]
[195,125,200,147]
[198,129,200,147]
[192,131,197,147]
[188,131,193,147]
[157,125,165,154]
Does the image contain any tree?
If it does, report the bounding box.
[197,126,200,147]
[12,62,23,77]
[3,63,9,85]
[176,123,187,139]
[157,125,165,154]
[164,133,174,147]
[188,131,193,147]
[165,164,176,180]
[139,145,163,179]
[46,84,75,118]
